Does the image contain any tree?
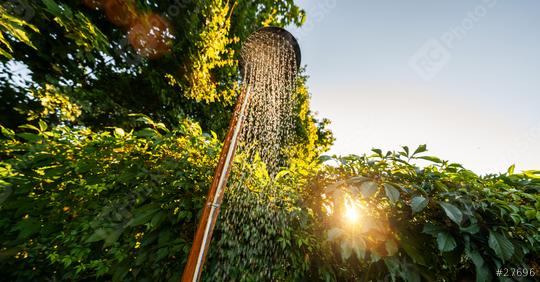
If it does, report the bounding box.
[0,0,315,136]
[0,0,333,280]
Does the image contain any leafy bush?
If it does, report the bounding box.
[309,146,540,281]
[0,117,319,281]
[0,118,221,280]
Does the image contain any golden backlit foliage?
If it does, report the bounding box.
[27,84,82,122]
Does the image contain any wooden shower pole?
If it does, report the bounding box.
[181,85,252,282]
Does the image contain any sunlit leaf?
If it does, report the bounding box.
[384,183,400,203]
[0,125,15,139]
[353,238,367,259]
[340,241,352,260]
[359,181,378,198]
[114,128,125,137]
[507,164,515,175]
[19,124,40,132]
[38,120,48,132]
[327,228,343,241]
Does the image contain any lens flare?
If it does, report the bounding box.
[128,13,173,59]
[344,200,361,223]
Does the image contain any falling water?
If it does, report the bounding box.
[204,28,301,280]
[238,27,299,174]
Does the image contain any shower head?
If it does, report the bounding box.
[240,26,301,71]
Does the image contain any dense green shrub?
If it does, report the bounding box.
[308,146,540,281]
[2,124,539,281]
[0,118,221,280]
[0,117,319,281]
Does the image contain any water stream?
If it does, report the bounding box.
[205,28,300,280]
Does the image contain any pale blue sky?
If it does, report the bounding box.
[288,0,540,174]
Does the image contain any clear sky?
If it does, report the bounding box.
[288,0,540,175]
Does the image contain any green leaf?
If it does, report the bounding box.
[465,247,491,282]
[347,176,370,184]
[410,196,428,214]
[488,230,514,261]
[524,210,536,220]
[114,128,125,137]
[384,183,400,203]
[402,146,410,157]
[422,223,443,236]
[401,236,427,266]
[86,227,123,247]
[507,164,515,175]
[155,122,170,133]
[126,205,160,227]
[465,246,484,267]
[412,144,427,156]
[439,202,463,225]
[0,49,12,59]
[38,120,48,132]
[0,125,15,139]
[16,132,41,142]
[359,181,378,198]
[460,224,480,234]
[19,124,40,132]
[134,128,160,138]
[371,148,383,157]
[418,156,443,163]
[42,0,64,17]
[86,229,105,243]
[129,113,155,126]
[437,232,457,252]
[318,155,332,162]
[15,218,41,240]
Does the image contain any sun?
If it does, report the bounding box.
[344,200,361,223]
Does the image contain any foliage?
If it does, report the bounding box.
[204,154,320,281]
[0,115,324,281]
[0,117,222,280]
[0,5,38,59]
[0,0,309,136]
[166,0,239,104]
[1,0,537,281]
[0,1,334,280]
[26,84,82,122]
[309,146,540,281]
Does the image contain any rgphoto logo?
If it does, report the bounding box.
[409,39,452,81]
[409,0,498,81]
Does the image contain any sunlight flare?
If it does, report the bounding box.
[344,199,362,223]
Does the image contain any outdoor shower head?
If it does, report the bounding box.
[240,26,301,72]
